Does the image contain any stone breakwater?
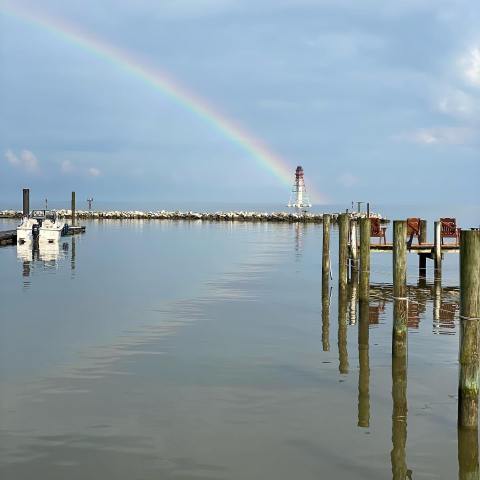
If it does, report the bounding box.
[0,209,384,223]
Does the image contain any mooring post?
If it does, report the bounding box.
[322,214,331,283]
[350,219,358,278]
[419,219,427,278]
[359,218,371,303]
[22,188,30,217]
[322,214,331,352]
[71,191,76,226]
[393,221,408,356]
[434,221,442,279]
[458,230,480,429]
[338,213,349,290]
[358,299,370,428]
[367,203,370,218]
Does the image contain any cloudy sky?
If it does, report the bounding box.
[0,0,479,205]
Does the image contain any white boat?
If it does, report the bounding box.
[38,211,65,243]
[16,217,38,244]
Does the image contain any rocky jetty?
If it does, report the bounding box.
[0,209,384,223]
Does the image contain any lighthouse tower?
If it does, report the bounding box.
[288,166,312,210]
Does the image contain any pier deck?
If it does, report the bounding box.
[370,242,459,254]
[0,230,16,246]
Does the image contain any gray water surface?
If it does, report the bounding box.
[0,210,477,479]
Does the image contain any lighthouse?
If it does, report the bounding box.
[288,166,312,210]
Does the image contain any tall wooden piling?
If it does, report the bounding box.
[338,213,349,289]
[350,220,358,278]
[322,214,331,352]
[22,188,30,217]
[393,221,408,356]
[358,299,370,427]
[419,220,427,278]
[322,214,331,283]
[71,191,76,226]
[359,218,371,303]
[434,221,442,279]
[458,230,480,429]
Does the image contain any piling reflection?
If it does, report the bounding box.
[458,427,479,480]
[322,277,330,352]
[391,298,411,479]
[338,285,349,374]
[358,299,370,428]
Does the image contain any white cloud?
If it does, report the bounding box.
[5,149,39,172]
[61,159,75,174]
[460,46,480,86]
[394,127,475,145]
[437,88,477,118]
[88,167,101,177]
[337,172,359,188]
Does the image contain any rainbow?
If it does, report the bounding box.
[1,2,325,203]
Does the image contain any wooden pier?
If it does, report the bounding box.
[0,230,16,246]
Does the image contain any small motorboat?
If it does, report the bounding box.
[16,216,39,244]
[33,210,65,243]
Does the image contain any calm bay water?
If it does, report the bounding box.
[0,205,479,479]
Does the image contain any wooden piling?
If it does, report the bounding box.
[458,230,480,429]
[322,214,331,283]
[338,213,349,289]
[434,221,442,279]
[393,221,408,356]
[419,220,427,277]
[71,191,76,226]
[359,218,371,303]
[22,188,30,217]
[350,220,358,277]
[322,214,331,352]
[358,299,370,427]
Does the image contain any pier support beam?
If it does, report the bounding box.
[458,230,480,429]
[322,214,331,284]
[359,218,371,303]
[419,220,427,278]
[338,213,349,290]
[22,188,30,217]
[71,191,76,226]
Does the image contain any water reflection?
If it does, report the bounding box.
[358,300,370,428]
[338,285,349,374]
[16,239,70,285]
[321,280,330,352]
[368,282,460,334]
[458,427,479,480]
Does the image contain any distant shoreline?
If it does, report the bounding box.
[0,209,385,223]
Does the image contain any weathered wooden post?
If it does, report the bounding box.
[359,218,371,303]
[434,220,442,279]
[322,214,331,284]
[419,219,427,278]
[358,299,370,428]
[458,426,479,480]
[22,188,30,217]
[338,213,349,289]
[71,191,76,226]
[350,219,358,279]
[338,283,349,374]
[393,221,408,356]
[367,202,370,218]
[458,230,480,429]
